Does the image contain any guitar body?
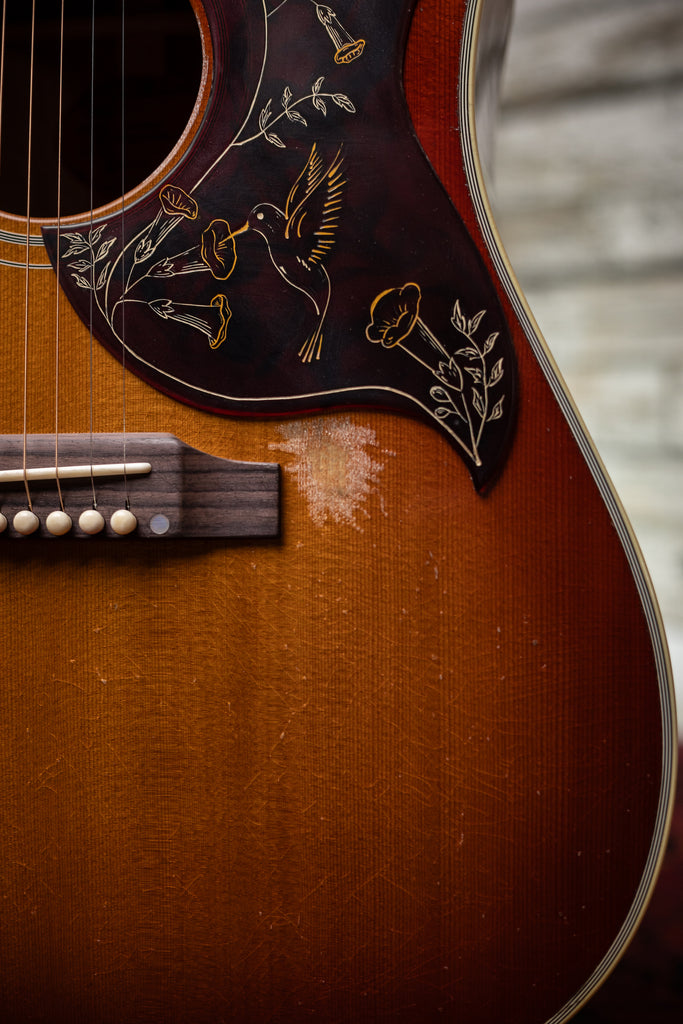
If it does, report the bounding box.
[0,3,675,1023]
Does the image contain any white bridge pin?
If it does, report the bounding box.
[110,509,137,535]
[78,509,105,535]
[13,509,40,535]
[0,512,7,533]
[46,510,73,536]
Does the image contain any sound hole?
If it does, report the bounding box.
[0,0,202,219]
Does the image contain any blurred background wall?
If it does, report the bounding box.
[493,0,683,736]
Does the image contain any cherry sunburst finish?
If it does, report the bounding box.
[0,2,676,1023]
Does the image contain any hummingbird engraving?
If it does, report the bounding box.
[229,143,345,361]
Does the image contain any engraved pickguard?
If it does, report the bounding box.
[44,0,518,491]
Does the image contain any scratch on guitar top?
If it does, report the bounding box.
[271,417,393,529]
[26,754,70,794]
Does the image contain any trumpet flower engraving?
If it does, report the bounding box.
[159,185,198,220]
[310,2,365,64]
[60,0,364,363]
[132,186,199,269]
[149,294,232,350]
[200,220,239,281]
[366,284,506,467]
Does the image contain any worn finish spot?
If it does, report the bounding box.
[271,417,391,528]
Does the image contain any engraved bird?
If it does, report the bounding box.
[229,143,345,362]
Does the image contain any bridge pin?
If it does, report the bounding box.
[46,510,73,536]
[13,509,40,535]
[78,509,105,535]
[110,509,137,536]
[0,512,7,533]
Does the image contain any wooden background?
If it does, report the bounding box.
[494,0,683,735]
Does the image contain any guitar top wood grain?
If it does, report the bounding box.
[0,3,675,1023]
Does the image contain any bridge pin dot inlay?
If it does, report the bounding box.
[46,510,73,536]
[13,509,40,535]
[110,509,137,536]
[79,509,105,535]
[149,514,170,536]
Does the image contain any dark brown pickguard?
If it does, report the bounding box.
[44,0,517,490]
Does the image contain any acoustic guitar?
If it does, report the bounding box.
[0,2,676,1022]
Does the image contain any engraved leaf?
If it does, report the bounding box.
[488,357,504,387]
[62,231,88,256]
[434,406,452,420]
[451,299,467,333]
[455,346,478,359]
[430,386,451,403]
[95,238,116,262]
[468,309,486,334]
[68,259,91,273]
[312,76,325,94]
[63,241,89,258]
[286,108,308,126]
[487,396,505,422]
[282,86,292,108]
[332,93,356,113]
[96,262,110,290]
[483,331,498,356]
[312,95,327,115]
[464,366,483,383]
[72,273,92,290]
[89,224,105,246]
[259,99,272,131]
[266,132,286,148]
[472,388,485,417]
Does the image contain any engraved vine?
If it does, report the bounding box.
[366,284,506,467]
[430,299,505,461]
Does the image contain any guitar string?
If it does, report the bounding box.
[120,0,130,509]
[0,4,4,527]
[0,0,6,178]
[88,0,98,510]
[22,0,38,512]
[0,0,5,524]
[54,0,67,514]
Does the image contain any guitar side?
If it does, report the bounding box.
[0,2,676,1023]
